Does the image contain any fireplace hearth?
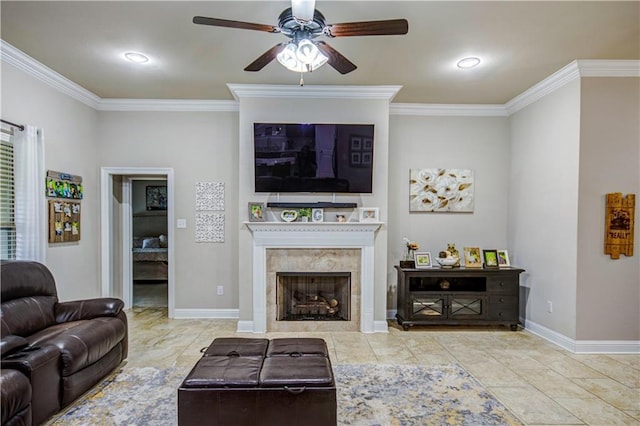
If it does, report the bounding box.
[277,272,351,321]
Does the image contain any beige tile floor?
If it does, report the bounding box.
[125,306,639,425]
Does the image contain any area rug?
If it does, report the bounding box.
[50,364,523,426]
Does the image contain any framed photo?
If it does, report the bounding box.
[363,137,373,151]
[497,250,510,267]
[350,136,362,151]
[414,252,432,268]
[312,208,324,223]
[350,152,361,166]
[361,152,372,165]
[146,186,167,210]
[248,202,265,222]
[482,249,499,268]
[463,247,482,268]
[358,207,379,222]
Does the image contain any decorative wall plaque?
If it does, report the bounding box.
[195,182,224,211]
[195,213,224,243]
[604,192,635,259]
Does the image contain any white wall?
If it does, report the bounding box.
[95,111,239,310]
[388,115,510,306]
[1,63,100,300]
[508,79,582,338]
[576,77,640,341]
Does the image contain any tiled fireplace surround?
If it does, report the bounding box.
[243,222,383,333]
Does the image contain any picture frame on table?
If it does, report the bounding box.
[414,252,432,268]
[497,250,511,268]
[248,202,265,222]
[358,207,379,222]
[482,249,500,268]
[463,247,482,268]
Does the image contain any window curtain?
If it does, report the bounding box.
[13,125,45,262]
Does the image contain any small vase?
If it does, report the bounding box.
[400,249,416,268]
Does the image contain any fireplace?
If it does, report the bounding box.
[242,221,385,333]
[277,272,351,321]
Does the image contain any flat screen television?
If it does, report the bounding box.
[254,123,374,193]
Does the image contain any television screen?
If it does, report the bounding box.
[254,123,374,193]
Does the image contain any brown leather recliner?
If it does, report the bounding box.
[0,260,128,425]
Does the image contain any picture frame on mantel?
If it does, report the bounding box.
[248,202,265,222]
[359,207,379,222]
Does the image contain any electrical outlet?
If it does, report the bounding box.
[547,301,553,313]
[217,286,224,296]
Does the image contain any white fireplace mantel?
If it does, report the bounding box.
[240,221,384,333]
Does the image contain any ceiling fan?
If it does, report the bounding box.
[193,0,408,75]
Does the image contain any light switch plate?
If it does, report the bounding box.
[176,219,187,229]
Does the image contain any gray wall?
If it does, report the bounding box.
[576,78,640,340]
[508,79,582,338]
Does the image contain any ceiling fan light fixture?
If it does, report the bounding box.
[457,57,481,69]
[277,41,327,73]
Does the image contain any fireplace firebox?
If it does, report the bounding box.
[277,272,351,321]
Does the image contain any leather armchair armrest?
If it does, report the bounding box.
[55,298,124,323]
[1,335,29,357]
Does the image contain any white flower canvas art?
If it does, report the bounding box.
[409,168,475,212]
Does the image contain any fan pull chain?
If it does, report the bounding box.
[299,72,304,86]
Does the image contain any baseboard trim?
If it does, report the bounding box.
[236,320,256,333]
[373,321,389,333]
[173,309,239,319]
[524,319,640,354]
[387,309,397,319]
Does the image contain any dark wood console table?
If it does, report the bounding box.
[395,266,524,331]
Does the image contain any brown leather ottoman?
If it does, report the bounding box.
[178,338,336,426]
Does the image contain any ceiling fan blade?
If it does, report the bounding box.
[315,42,357,74]
[325,19,408,37]
[193,16,279,33]
[244,43,286,72]
[291,0,316,23]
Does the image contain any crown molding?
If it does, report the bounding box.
[1,40,101,109]
[227,83,402,101]
[390,103,508,117]
[95,98,238,112]
[505,59,640,115]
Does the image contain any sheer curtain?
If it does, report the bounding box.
[14,125,46,262]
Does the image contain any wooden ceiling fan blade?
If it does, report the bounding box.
[315,42,357,74]
[244,43,286,72]
[193,16,279,33]
[325,19,408,37]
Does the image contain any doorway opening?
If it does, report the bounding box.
[100,167,175,317]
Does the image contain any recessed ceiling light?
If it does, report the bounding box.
[457,57,481,69]
[124,52,149,64]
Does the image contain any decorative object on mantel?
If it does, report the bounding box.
[358,207,379,222]
[195,213,224,242]
[482,249,499,269]
[298,208,312,222]
[400,237,419,268]
[463,247,482,268]
[195,182,224,211]
[248,202,265,222]
[409,168,474,212]
[436,244,460,268]
[312,208,324,222]
[281,210,298,222]
[604,192,635,259]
